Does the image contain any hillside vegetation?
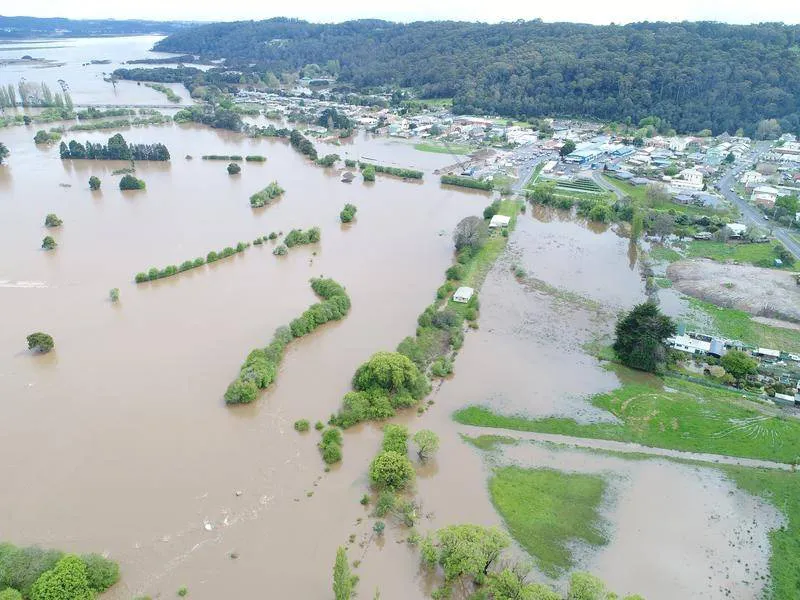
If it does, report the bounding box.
[155,18,800,135]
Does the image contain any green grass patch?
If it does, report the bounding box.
[687,298,800,354]
[654,277,673,288]
[721,466,800,600]
[460,434,518,451]
[489,466,607,577]
[648,245,682,263]
[454,376,800,464]
[601,175,734,218]
[683,241,793,270]
[417,97,453,108]
[414,142,470,155]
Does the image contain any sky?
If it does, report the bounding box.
[5,0,800,24]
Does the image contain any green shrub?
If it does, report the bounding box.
[44,214,62,227]
[315,420,325,431]
[177,587,188,597]
[135,272,148,283]
[294,419,310,432]
[119,174,145,190]
[206,250,219,263]
[227,162,241,175]
[445,264,465,281]
[26,332,54,353]
[273,244,288,256]
[80,553,119,592]
[431,356,454,377]
[319,427,343,464]
[224,379,259,404]
[250,181,284,207]
[441,174,492,190]
[344,159,356,168]
[369,451,415,490]
[0,544,63,596]
[245,155,266,162]
[340,203,358,223]
[0,589,23,600]
[109,288,120,303]
[88,176,101,190]
[30,555,93,600]
[41,236,57,250]
[362,165,376,182]
[382,424,409,455]
[268,231,278,240]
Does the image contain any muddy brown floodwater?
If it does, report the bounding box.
[0,37,786,600]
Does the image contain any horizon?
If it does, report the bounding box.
[2,0,800,26]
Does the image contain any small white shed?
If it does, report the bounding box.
[452,286,475,304]
[489,215,511,229]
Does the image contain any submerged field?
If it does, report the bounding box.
[455,376,800,464]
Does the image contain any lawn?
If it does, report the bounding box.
[489,466,607,577]
[721,466,800,600]
[454,377,800,464]
[414,142,471,155]
[683,240,793,270]
[601,175,734,219]
[648,245,682,263]
[688,298,800,354]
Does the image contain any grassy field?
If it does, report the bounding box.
[683,240,792,270]
[601,175,734,218]
[417,97,453,108]
[413,142,471,155]
[489,466,607,577]
[721,466,800,600]
[454,376,800,464]
[688,298,800,353]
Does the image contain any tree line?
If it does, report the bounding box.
[152,18,800,135]
[59,133,170,161]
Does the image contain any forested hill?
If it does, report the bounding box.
[155,18,800,136]
[0,16,192,38]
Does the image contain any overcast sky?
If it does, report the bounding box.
[6,0,800,25]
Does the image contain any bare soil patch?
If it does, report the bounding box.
[667,259,800,323]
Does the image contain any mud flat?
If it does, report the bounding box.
[667,259,800,323]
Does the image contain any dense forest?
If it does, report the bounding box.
[0,16,191,38]
[154,18,800,135]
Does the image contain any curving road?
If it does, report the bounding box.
[718,144,800,260]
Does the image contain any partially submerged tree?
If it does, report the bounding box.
[41,236,57,250]
[227,162,241,175]
[453,216,489,254]
[613,302,675,372]
[333,547,355,600]
[421,525,510,589]
[412,429,440,461]
[44,214,62,227]
[88,176,101,190]
[0,142,9,165]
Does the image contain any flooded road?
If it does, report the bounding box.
[0,36,785,600]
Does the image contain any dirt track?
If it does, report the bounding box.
[667,259,800,323]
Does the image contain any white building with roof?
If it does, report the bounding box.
[452,287,474,304]
[489,215,511,229]
[751,185,779,207]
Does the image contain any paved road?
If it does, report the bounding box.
[718,144,800,260]
[592,171,623,199]
[457,425,794,471]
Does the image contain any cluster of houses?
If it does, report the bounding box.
[737,135,800,212]
[666,327,800,404]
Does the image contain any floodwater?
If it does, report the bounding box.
[0,36,192,105]
[0,37,785,600]
[497,442,782,600]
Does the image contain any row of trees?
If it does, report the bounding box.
[134,241,249,283]
[442,174,493,190]
[289,129,318,161]
[0,82,73,110]
[284,227,321,247]
[361,163,423,180]
[58,134,170,161]
[154,18,800,135]
[225,278,351,404]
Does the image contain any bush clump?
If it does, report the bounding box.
[44,213,63,228]
[319,427,343,464]
[26,332,54,353]
[119,174,146,190]
[88,176,101,190]
[381,424,409,455]
[369,451,415,490]
[273,244,288,256]
[284,227,321,247]
[41,236,57,250]
[227,162,241,175]
[339,203,357,223]
[250,181,284,207]
[294,419,310,432]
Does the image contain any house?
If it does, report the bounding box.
[452,286,474,304]
[726,223,748,238]
[489,215,511,228]
[668,168,704,191]
[740,170,766,186]
[754,347,781,360]
[751,185,779,207]
[773,392,796,406]
[666,334,711,355]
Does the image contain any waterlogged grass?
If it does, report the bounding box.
[654,277,673,288]
[454,377,800,464]
[688,298,800,354]
[489,466,607,577]
[413,142,470,155]
[460,434,518,451]
[721,466,800,600]
[602,175,732,218]
[683,241,793,270]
